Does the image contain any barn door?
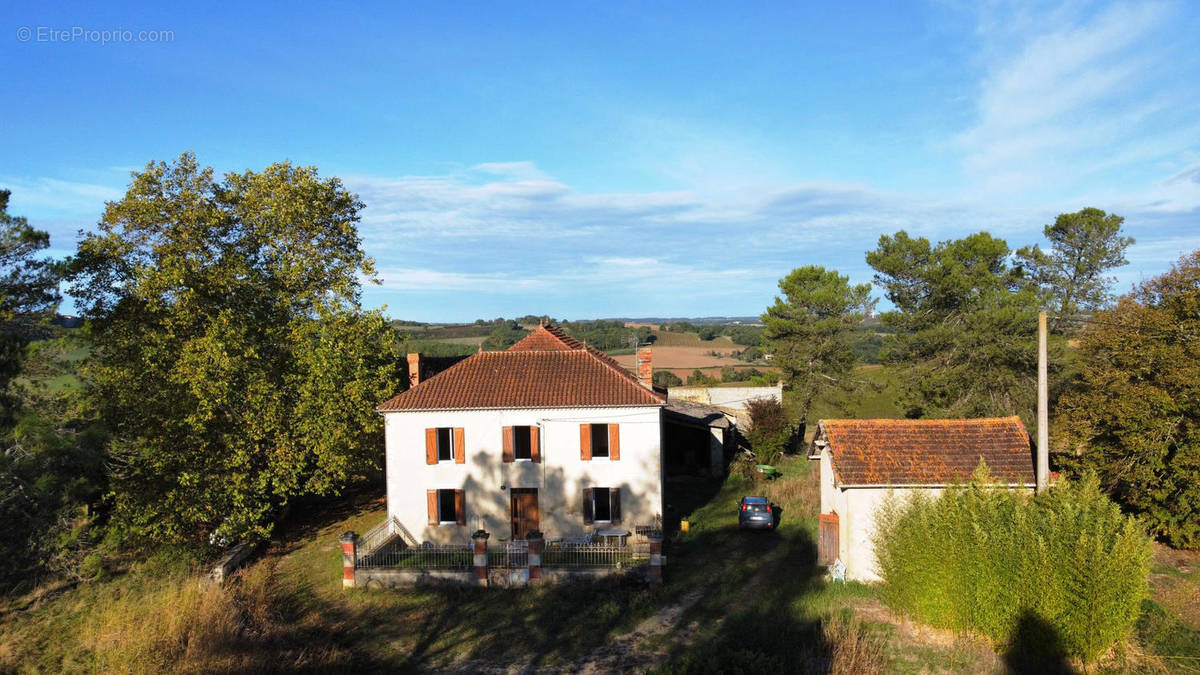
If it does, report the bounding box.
[510,488,540,539]
[818,512,839,566]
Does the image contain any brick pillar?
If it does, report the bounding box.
[527,531,544,584]
[648,532,664,585]
[340,531,358,589]
[472,530,490,586]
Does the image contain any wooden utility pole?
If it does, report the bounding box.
[1036,311,1049,494]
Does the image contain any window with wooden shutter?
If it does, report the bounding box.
[592,487,611,521]
[530,426,540,463]
[582,487,594,523]
[454,489,465,526]
[425,429,437,465]
[502,426,514,463]
[580,424,591,461]
[427,490,437,525]
[453,428,465,464]
[608,424,620,461]
[513,426,533,460]
[591,424,609,458]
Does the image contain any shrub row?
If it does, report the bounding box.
[873,467,1152,664]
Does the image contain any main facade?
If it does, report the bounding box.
[377,325,667,544]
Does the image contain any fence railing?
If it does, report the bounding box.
[542,542,650,568]
[357,542,473,570]
[488,541,529,569]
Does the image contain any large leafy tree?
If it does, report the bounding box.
[0,190,61,420]
[866,231,1061,423]
[1016,208,1134,331]
[69,153,402,547]
[761,265,874,427]
[1058,251,1200,548]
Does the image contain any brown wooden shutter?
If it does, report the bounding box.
[425,428,437,465]
[610,488,621,524]
[609,424,621,461]
[502,426,514,463]
[582,488,594,524]
[427,490,438,525]
[580,424,592,461]
[530,426,540,463]
[453,428,465,464]
[455,490,465,526]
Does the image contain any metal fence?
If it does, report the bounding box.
[488,541,529,569]
[357,541,473,570]
[542,542,650,568]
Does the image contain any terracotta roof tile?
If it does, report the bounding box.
[817,417,1034,486]
[378,325,665,411]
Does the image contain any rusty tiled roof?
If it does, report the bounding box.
[818,417,1034,486]
[378,325,665,411]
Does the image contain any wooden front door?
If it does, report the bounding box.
[510,488,539,539]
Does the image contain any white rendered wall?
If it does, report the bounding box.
[383,406,664,544]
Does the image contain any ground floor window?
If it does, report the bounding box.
[438,489,457,523]
[583,486,621,524]
[428,488,464,525]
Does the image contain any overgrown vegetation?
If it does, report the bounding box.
[744,396,792,466]
[874,467,1153,664]
[66,154,403,550]
[1058,250,1200,549]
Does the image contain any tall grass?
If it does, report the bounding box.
[874,467,1152,664]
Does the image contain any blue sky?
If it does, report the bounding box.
[3,1,1198,321]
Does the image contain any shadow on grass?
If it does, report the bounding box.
[655,524,842,673]
[1003,610,1075,674]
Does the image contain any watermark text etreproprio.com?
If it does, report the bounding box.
[16,25,174,45]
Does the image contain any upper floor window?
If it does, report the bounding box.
[514,425,533,460]
[503,425,540,463]
[436,427,454,461]
[425,427,464,465]
[591,424,610,458]
[580,423,620,460]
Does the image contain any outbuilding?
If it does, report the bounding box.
[810,416,1036,582]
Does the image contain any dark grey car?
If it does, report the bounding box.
[738,496,775,529]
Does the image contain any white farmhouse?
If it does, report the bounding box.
[377,325,667,544]
[811,416,1036,582]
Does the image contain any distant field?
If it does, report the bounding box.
[614,346,742,370]
[438,336,487,346]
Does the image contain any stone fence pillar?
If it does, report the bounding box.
[527,531,544,584]
[648,532,664,585]
[340,531,358,589]
[472,530,490,586]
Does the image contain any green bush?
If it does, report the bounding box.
[874,466,1151,664]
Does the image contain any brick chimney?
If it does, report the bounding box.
[407,353,421,389]
[637,348,653,388]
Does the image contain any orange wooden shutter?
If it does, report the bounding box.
[609,424,621,461]
[425,429,437,465]
[454,428,465,464]
[427,490,438,525]
[454,490,465,526]
[530,426,541,463]
[502,426,514,463]
[580,424,592,461]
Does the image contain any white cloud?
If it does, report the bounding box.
[956,2,1193,196]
